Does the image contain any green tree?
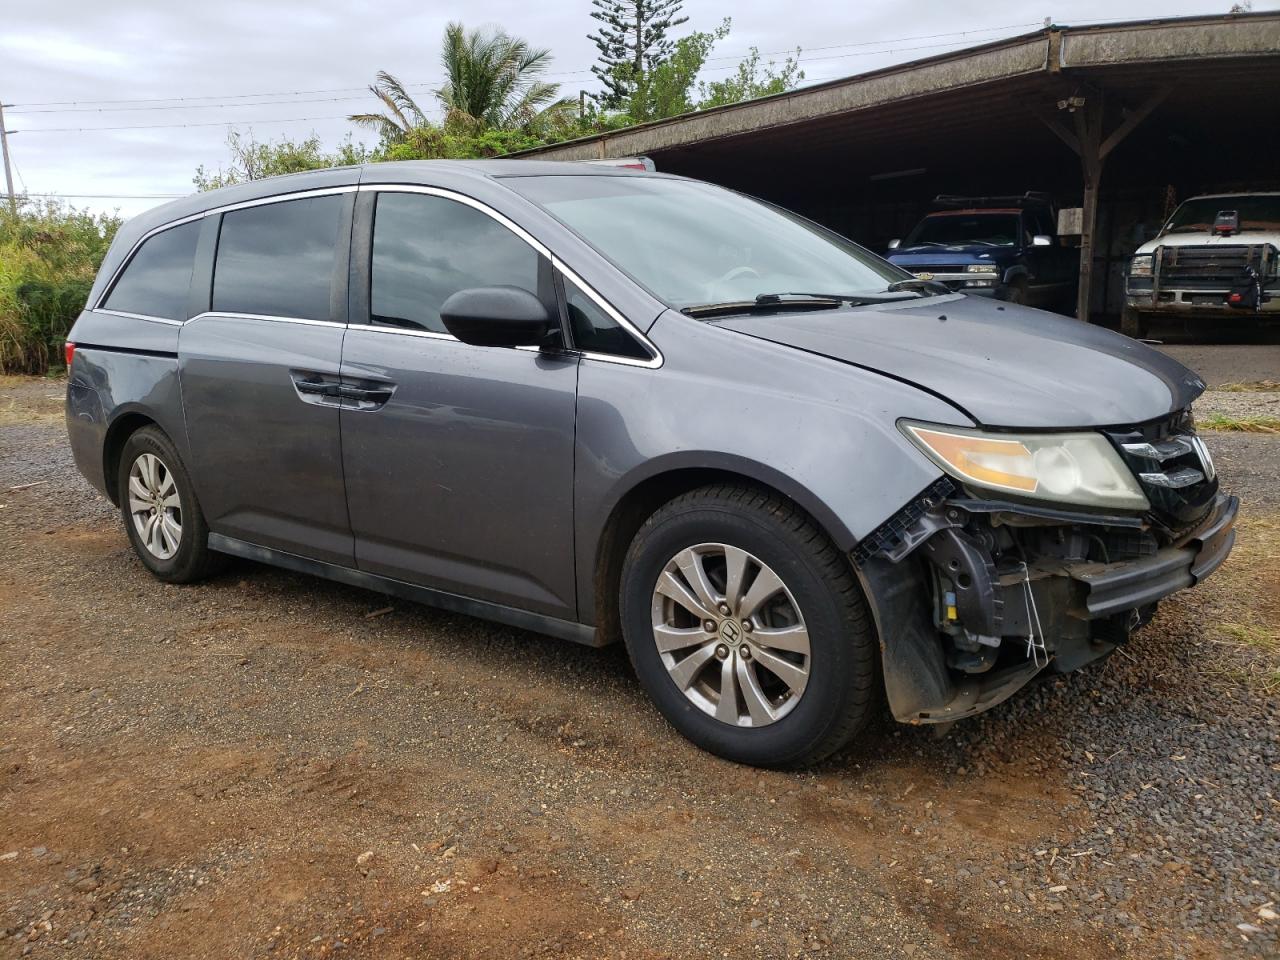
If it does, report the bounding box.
[628,21,726,122]
[699,45,804,109]
[0,198,120,373]
[351,23,572,143]
[627,19,805,123]
[436,22,572,131]
[193,131,370,191]
[348,72,433,146]
[589,0,689,108]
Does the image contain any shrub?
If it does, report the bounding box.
[0,199,119,375]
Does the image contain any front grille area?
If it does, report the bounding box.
[1157,243,1275,291]
[1105,409,1218,539]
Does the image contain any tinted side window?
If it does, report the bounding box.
[564,280,650,360]
[103,220,201,320]
[370,192,539,334]
[213,195,343,321]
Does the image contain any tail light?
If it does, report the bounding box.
[65,341,75,368]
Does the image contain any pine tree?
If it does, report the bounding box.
[588,0,689,108]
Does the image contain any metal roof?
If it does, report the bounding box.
[520,12,1280,172]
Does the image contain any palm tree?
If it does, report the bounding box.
[349,24,573,139]
[348,71,432,144]
[436,22,571,131]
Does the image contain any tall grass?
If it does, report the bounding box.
[0,199,120,375]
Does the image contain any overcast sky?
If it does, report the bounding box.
[2,0,1271,218]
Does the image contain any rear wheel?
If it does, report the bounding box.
[118,426,224,583]
[619,485,879,768]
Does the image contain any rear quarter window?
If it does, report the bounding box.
[213,195,344,321]
[103,220,201,321]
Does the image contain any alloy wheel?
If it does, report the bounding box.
[650,543,811,727]
[127,452,183,560]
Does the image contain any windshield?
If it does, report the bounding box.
[904,212,1022,247]
[505,175,909,309]
[1165,196,1280,234]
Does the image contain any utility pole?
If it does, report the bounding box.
[0,100,16,216]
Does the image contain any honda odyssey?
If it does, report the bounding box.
[65,161,1237,767]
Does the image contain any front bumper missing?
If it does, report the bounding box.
[1068,495,1236,617]
[855,489,1238,724]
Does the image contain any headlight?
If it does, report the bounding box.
[1129,254,1154,278]
[965,264,999,275]
[900,422,1150,511]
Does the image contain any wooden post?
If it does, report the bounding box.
[1034,87,1170,324]
[1073,96,1103,323]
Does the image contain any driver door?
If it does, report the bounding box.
[338,187,580,618]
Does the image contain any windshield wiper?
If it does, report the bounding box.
[683,290,929,319]
[682,293,843,318]
[885,278,950,296]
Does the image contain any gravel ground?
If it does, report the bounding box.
[1155,344,1280,389]
[1,376,1277,960]
[1195,391,1280,424]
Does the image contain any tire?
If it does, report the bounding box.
[1003,279,1028,306]
[1121,307,1149,339]
[117,425,225,583]
[619,484,879,768]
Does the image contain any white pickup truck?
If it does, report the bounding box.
[1122,193,1279,338]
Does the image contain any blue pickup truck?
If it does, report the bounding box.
[886,194,1077,312]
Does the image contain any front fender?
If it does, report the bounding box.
[572,310,973,622]
[1002,262,1030,285]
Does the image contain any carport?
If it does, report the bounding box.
[521,12,1280,324]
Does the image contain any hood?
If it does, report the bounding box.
[712,295,1205,429]
[888,247,1010,262]
[1136,231,1280,255]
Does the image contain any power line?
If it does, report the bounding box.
[13,32,1042,134]
[18,192,188,199]
[8,21,1043,113]
[19,114,352,134]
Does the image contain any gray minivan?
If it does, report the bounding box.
[66,161,1237,767]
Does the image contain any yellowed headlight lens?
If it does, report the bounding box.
[907,426,1037,493]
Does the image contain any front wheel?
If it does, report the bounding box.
[619,485,879,768]
[1121,307,1150,339]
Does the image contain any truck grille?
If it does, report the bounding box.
[1157,244,1273,291]
[1105,409,1218,539]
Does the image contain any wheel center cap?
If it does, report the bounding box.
[718,619,742,644]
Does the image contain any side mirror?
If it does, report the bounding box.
[887,238,901,250]
[440,286,554,348]
[1031,234,1052,247]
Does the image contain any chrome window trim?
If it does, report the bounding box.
[350,325,458,343]
[92,307,185,327]
[96,181,664,368]
[186,311,346,329]
[360,183,663,369]
[93,186,359,311]
[358,183,551,259]
[554,257,662,369]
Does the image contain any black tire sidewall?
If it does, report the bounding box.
[117,427,210,582]
[621,499,869,767]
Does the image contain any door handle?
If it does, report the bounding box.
[295,380,340,397]
[290,372,344,406]
[338,382,396,411]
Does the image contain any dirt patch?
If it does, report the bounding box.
[0,375,65,426]
[1,376,1277,959]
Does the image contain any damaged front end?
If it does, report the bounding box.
[854,416,1238,724]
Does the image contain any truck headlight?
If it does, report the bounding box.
[900,422,1150,511]
[1129,254,1154,278]
[965,264,999,275]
